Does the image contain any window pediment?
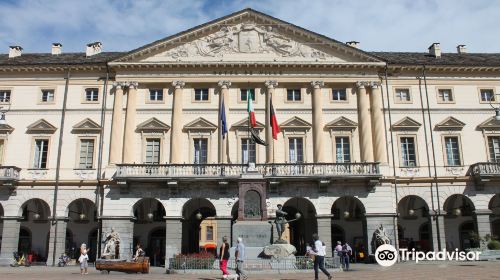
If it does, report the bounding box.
[391,117,421,131]
[435,116,465,131]
[26,119,57,134]
[478,117,500,131]
[0,124,14,134]
[231,118,264,130]
[280,116,311,131]
[136,117,170,133]
[325,117,357,131]
[72,118,102,134]
[183,117,217,132]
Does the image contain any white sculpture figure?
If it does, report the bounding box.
[102,227,121,258]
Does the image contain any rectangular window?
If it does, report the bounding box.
[194,88,209,101]
[0,139,4,164]
[206,226,214,241]
[395,88,411,102]
[444,136,461,166]
[480,89,495,102]
[41,89,55,103]
[288,138,304,163]
[240,89,256,101]
[332,89,347,101]
[85,88,99,102]
[241,138,256,164]
[335,136,351,163]
[33,139,49,168]
[145,138,161,164]
[400,137,417,167]
[149,89,164,101]
[0,90,11,103]
[286,89,301,102]
[488,136,500,162]
[79,139,95,169]
[438,89,454,102]
[193,138,208,164]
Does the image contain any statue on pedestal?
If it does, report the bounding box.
[273,204,301,244]
[102,227,121,259]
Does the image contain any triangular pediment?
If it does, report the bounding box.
[231,118,264,130]
[72,118,102,134]
[391,117,421,131]
[280,116,311,130]
[0,124,14,134]
[183,117,217,131]
[112,9,383,65]
[435,117,465,130]
[26,119,57,134]
[136,117,170,133]
[478,117,500,130]
[325,117,357,130]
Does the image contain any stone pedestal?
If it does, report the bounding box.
[232,221,272,259]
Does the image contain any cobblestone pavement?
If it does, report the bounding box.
[0,261,499,279]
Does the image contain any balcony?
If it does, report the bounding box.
[0,166,21,194]
[115,162,380,182]
[468,162,500,189]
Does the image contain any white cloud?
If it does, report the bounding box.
[0,0,498,53]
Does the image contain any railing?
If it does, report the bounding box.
[168,256,341,271]
[115,163,380,179]
[0,166,21,181]
[468,162,500,176]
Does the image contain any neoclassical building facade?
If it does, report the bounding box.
[0,9,499,266]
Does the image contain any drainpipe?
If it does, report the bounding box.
[422,65,443,250]
[383,65,399,250]
[51,68,71,266]
[96,66,111,258]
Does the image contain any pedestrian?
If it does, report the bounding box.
[312,234,332,280]
[235,237,248,280]
[219,236,230,279]
[334,241,343,268]
[342,242,352,271]
[78,243,89,275]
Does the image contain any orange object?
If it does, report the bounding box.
[204,243,217,249]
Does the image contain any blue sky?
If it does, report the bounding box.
[0,0,498,54]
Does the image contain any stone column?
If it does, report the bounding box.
[122,82,138,164]
[165,217,182,270]
[46,218,67,266]
[317,215,333,257]
[109,83,124,164]
[365,215,396,255]
[218,81,231,164]
[311,81,325,163]
[431,214,446,251]
[101,218,134,261]
[475,211,492,241]
[369,82,387,163]
[264,80,278,163]
[216,217,232,247]
[356,82,374,162]
[170,81,185,164]
[0,218,21,266]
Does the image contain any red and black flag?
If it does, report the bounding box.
[270,99,280,140]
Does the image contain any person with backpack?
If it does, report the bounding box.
[342,242,353,271]
[312,234,332,280]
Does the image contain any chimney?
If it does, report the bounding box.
[86,42,102,57]
[456,44,467,54]
[428,43,441,58]
[52,43,62,55]
[8,46,23,58]
[346,41,360,48]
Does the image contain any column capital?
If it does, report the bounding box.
[126,81,139,89]
[172,80,185,89]
[264,80,278,89]
[113,82,125,89]
[217,80,232,89]
[310,80,324,89]
[355,81,371,89]
[370,81,381,89]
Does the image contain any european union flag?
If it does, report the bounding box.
[220,98,227,139]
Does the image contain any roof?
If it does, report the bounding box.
[0,52,123,67]
[371,52,500,67]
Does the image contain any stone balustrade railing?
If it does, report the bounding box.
[468,162,500,176]
[115,162,380,179]
[0,166,21,181]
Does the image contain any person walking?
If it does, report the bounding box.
[235,237,248,280]
[334,241,343,268]
[78,243,89,275]
[342,242,352,271]
[312,234,332,280]
[219,236,230,279]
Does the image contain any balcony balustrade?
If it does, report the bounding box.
[0,166,21,194]
[468,162,500,189]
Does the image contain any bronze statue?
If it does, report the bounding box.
[273,204,301,243]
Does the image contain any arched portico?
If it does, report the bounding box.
[66,198,98,261]
[397,195,432,252]
[282,197,317,255]
[443,194,478,250]
[181,198,216,254]
[489,194,500,238]
[19,198,51,263]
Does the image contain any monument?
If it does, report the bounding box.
[102,227,121,259]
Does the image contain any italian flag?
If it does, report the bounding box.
[247,89,257,128]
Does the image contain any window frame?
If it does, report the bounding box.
[141,134,164,164]
[241,138,257,164]
[144,137,161,164]
[436,87,455,104]
[478,88,496,104]
[331,88,348,103]
[77,137,96,169]
[398,135,419,167]
[334,136,351,163]
[30,137,50,169]
[146,88,165,104]
[487,135,500,163]
[287,137,305,163]
[192,137,209,164]
[393,87,412,104]
[0,137,6,165]
[285,88,303,103]
[193,88,210,102]
[239,88,256,102]
[81,86,102,104]
[442,135,463,166]
[39,88,56,104]
[0,88,12,104]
